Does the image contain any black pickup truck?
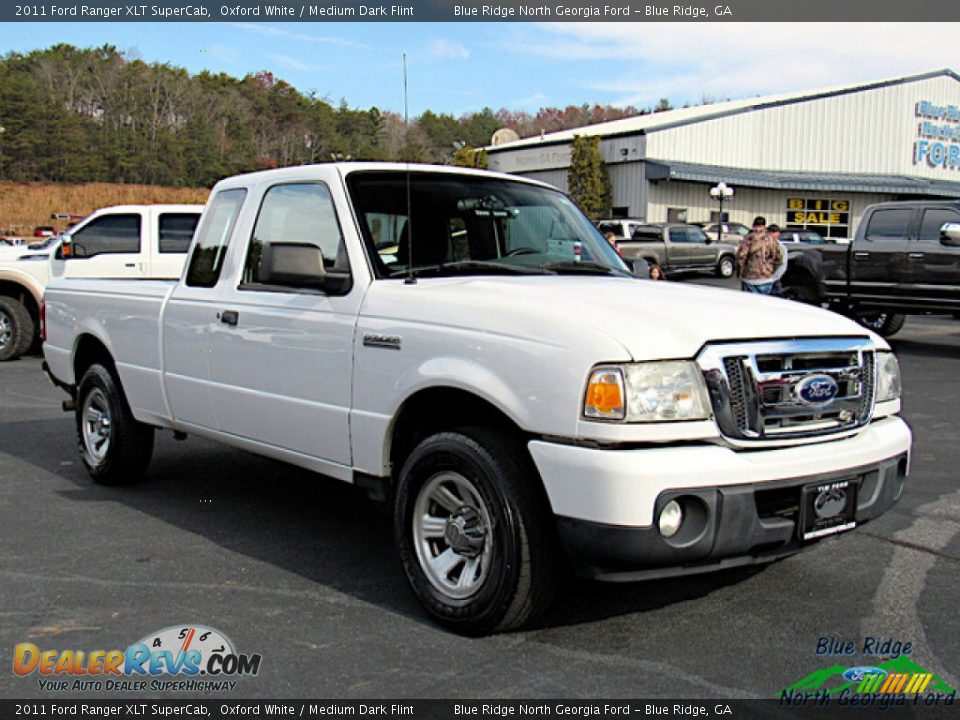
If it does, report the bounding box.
[781,200,960,337]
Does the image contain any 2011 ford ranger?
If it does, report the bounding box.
[42,164,911,635]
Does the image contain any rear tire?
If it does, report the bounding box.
[76,363,154,485]
[0,297,35,362]
[393,427,558,635]
[856,312,906,338]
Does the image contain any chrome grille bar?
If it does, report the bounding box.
[698,338,876,442]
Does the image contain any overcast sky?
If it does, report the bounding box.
[4,22,959,115]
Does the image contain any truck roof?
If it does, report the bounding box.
[87,204,205,213]
[210,162,557,193]
[866,199,960,210]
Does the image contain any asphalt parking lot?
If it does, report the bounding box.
[1,285,958,700]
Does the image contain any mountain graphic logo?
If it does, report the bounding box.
[783,656,956,697]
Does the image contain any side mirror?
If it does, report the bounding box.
[631,258,651,279]
[55,236,73,260]
[260,242,352,294]
[704,237,712,245]
[940,222,960,247]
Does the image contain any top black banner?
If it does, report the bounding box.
[5,0,960,22]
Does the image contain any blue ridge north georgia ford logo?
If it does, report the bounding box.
[797,374,840,405]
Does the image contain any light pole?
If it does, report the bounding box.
[0,126,5,181]
[709,182,733,242]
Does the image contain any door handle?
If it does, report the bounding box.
[853,251,870,260]
[218,310,239,326]
[908,252,925,259]
[124,263,136,268]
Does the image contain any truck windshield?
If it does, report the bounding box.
[346,171,629,278]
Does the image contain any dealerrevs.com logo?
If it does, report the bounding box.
[13,624,262,692]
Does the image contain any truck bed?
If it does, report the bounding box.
[44,278,177,428]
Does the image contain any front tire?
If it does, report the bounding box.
[781,283,821,305]
[0,297,35,362]
[393,428,558,635]
[76,363,154,485]
[716,255,735,278]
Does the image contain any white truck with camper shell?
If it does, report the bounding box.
[42,163,911,635]
[0,204,201,362]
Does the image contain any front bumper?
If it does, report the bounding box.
[528,416,911,581]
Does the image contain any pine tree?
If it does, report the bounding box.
[567,135,611,220]
[451,146,488,169]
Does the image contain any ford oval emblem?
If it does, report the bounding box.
[843,666,887,682]
[797,374,839,405]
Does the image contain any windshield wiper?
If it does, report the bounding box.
[538,261,624,276]
[389,260,554,279]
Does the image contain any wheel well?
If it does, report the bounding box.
[0,281,40,323]
[389,387,527,477]
[73,335,115,384]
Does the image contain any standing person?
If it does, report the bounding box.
[736,228,782,295]
[767,223,789,296]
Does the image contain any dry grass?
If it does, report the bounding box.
[0,182,209,235]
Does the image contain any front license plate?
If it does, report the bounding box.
[800,479,858,541]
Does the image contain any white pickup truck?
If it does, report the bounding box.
[43,164,911,635]
[0,204,202,361]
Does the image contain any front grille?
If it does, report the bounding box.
[699,338,876,442]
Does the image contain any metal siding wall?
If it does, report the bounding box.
[518,168,569,192]
[608,163,647,217]
[645,76,960,180]
[646,181,895,237]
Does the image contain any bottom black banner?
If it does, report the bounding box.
[0,699,957,720]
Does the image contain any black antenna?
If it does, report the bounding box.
[403,52,416,285]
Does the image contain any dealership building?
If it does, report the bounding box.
[485,69,960,239]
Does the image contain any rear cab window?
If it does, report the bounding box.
[185,189,247,288]
[864,208,914,244]
[159,213,201,254]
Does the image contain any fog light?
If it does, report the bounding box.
[658,500,683,538]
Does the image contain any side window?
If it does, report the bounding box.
[918,209,960,242]
[185,189,247,288]
[864,209,914,244]
[159,213,201,254]
[243,183,346,287]
[669,228,689,243]
[69,215,140,258]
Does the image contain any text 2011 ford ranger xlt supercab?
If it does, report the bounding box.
[43,164,911,635]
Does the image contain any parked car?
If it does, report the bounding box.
[44,163,910,635]
[703,221,751,246]
[0,204,202,362]
[618,223,738,278]
[781,200,960,336]
[33,226,56,238]
[595,218,647,239]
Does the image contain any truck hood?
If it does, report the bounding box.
[364,276,881,361]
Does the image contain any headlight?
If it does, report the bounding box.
[583,361,711,422]
[876,351,902,403]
